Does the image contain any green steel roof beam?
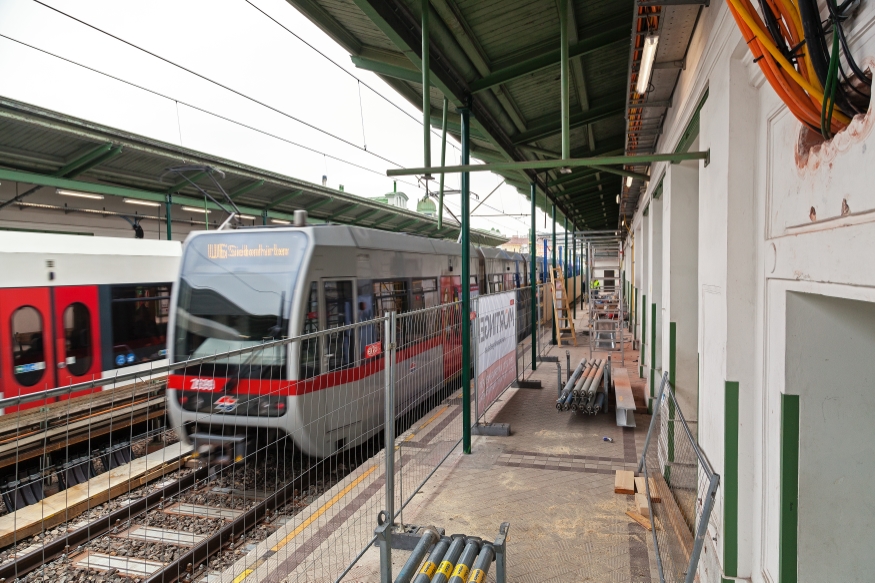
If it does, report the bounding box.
[265,189,304,209]
[350,55,421,83]
[511,101,626,145]
[559,182,619,200]
[166,171,206,194]
[306,197,334,212]
[332,202,359,217]
[55,143,114,177]
[469,146,508,164]
[285,0,363,53]
[229,179,265,200]
[469,23,629,94]
[64,146,124,178]
[386,151,710,177]
[394,218,419,229]
[589,165,650,182]
[351,208,380,225]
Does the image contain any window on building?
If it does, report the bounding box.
[63,302,92,376]
[110,285,170,368]
[11,306,46,387]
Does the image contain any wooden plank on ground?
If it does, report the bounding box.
[626,510,652,531]
[635,493,649,516]
[615,470,635,494]
[0,442,192,548]
[652,471,694,561]
[635,476,661,502]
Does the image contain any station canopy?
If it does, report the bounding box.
[0,98,508,246]
[288,0,706,228]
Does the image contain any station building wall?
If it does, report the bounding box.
[628,3,875,581]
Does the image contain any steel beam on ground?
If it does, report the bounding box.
[387,151,709,176]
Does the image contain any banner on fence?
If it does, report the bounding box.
[475,291,517,419]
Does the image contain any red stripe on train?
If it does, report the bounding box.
[168,335,449,396]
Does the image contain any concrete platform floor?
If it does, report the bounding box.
[219,317,657,583]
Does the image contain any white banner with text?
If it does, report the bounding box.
[475,291,517,419]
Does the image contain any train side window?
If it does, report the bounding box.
[11,306,46,387]
[109,285,170,368]
[324,280,356,370]
[374,280,408,315]
[63,302,92,376]
[411,278,438,310]
[300,281,320,379]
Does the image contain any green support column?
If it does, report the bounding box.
[724,381,740,582]
[530,184,537,372]
[165,194,172,240]
[460,101,472,455]
[666,321,677,477]
[438,97,448,229]
[650,303,656,411]
[421,0,431,174]
[551,203,557,345]
[559,0,570,159]
[779,394,800,583]
[262,209,268,226]
[563,216,568,282]
[640,294,646,379]
[572,227,576,318]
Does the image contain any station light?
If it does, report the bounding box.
[271,218,291,225]
[124,198,160,207]
[625,176,633,188]
[57,189,104,200]
[237,214,256,221]
[181,206,211,214]
[636,33,659,95]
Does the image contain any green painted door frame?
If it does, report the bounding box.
[780,394,800,583]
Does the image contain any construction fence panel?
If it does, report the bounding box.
[638,373,720,583]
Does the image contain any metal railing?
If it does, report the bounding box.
[638,372,720,583]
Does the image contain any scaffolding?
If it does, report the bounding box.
[582,232,625,365]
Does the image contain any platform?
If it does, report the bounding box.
[219,315,655,583]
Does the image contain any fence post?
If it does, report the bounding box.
[637,371,668,474]
[383,312,396,581]
[685,473,721,583]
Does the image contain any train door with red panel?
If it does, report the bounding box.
[0,287,57,410]
[53,286,102,398]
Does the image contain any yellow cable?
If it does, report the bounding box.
[728,0,851,124]
[774,0,822,92]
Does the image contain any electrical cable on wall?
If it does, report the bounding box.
[726,0,870,138]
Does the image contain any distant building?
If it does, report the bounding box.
[416,196,437,217]
[371,190,409,210]
[499,236,527,254]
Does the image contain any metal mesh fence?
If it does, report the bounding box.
[638,373,720,583]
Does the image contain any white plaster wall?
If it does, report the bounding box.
[661,160,700,421]
[648,197,663,392]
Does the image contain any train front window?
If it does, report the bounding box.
[173,231,307,375]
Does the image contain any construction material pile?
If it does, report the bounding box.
[556,358,609,414]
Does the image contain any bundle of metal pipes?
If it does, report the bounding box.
[393,524,508,583]
[556,358,610,414]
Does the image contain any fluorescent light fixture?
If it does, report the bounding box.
[271,218,291,225]
[57,189,104,200]
[616,194,620,204]
[181,206,211,214]
[238,214,256,221]
[625,176,633,188]
[636,33,659,95]
[124,198,160,207]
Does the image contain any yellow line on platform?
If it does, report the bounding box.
[232,569,254,583]
[419,405,448,431]
[270,465,378,552]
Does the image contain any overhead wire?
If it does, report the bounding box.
[0,33,421,190]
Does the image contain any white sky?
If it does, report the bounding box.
[0,0,565,238]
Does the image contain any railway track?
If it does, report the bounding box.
[0,440,373,583]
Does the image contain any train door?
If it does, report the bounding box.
[0,288,56,411]
[53,286,102,399]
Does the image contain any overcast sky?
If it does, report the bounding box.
[0,0,566,238]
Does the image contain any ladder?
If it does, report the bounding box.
[549,266,577,346]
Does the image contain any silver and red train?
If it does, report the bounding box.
[0,231,181,411]
[166,220,532,458]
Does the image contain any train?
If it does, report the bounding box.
[0,231,181,410]
[166,218,537,459]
